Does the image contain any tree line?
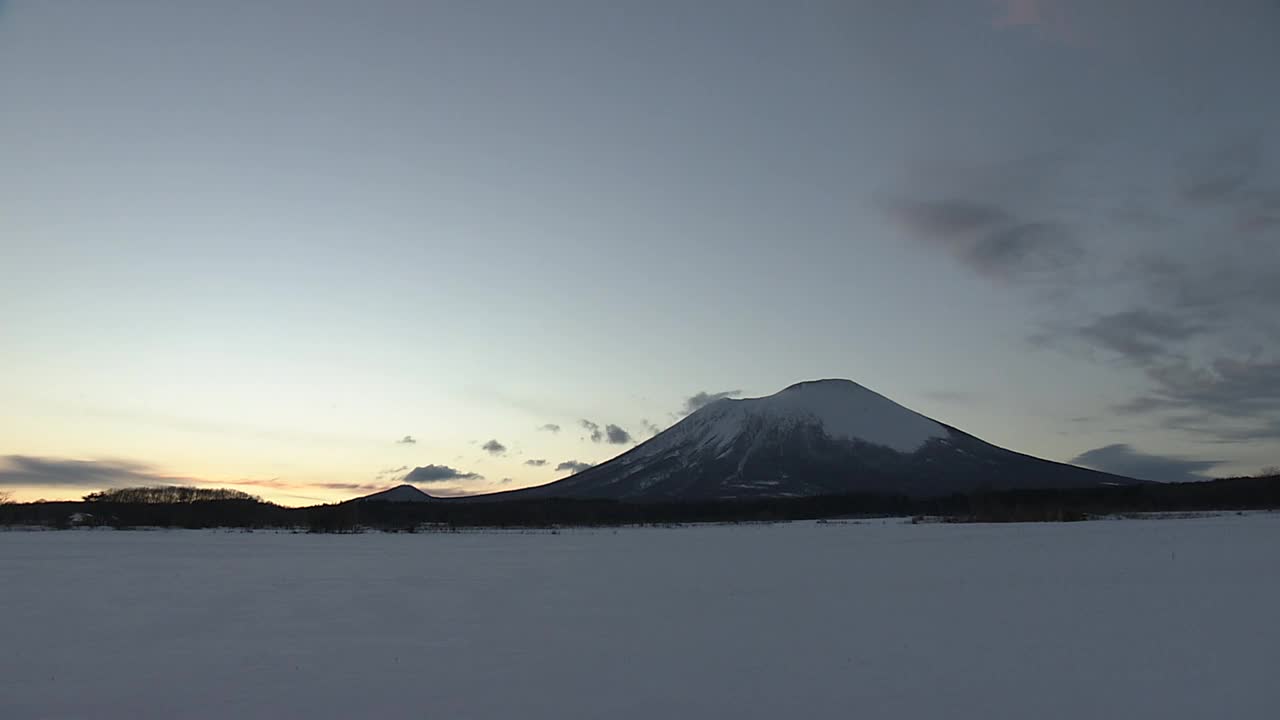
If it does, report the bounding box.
[1,474,1278,531]
[83,486,261,504]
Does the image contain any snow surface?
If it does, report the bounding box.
[3,516,1279,719]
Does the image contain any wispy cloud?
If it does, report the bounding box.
[537,423,561,433]
[1117,359,1280,420]
[922,390,974,404]
[682,390,741,415]
[395,435,417,445]
[893,135,1280,443]
[579,419,634,443]
[232,478,388,494]
[1181,135,1264,206]
[0,456,365,505]
[0,455,194,488]
[0,455,494,504]
[887,199,1080,282]
[580,419,602,442]
[524,459,547,467]
[1075,310,1205,364]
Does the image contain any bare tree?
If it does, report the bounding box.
[0,490,12,504]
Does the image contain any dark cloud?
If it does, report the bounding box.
[1177,136,1280,247]
[555,460,593,474]
[1159,414,1280,444]
[403,464,482,484]
[1181,135,1264,206]
[0,456,489,502]
[1116,359,1280,434]
[1075,310,1204,363]
[481,439,507,456]
[640,419,663,437]
[974,222,1080,275]
[537,423,561,433]
[0,455,193,488]
[395,435,417,445]
[1126,257,1209,310]
[1052,310,1280,446]
[1115,256,1280,343]
[1070,443,1219,483]
[605,424,632,444]
[0,460,366,505]
[499,477,514,484]
[1112,395,1173,415]
[894,136,1280,446]
[890,200,1009,236]
[524,458,547,467]
[888,200,1080,281]
[1163,359,1280,416]
[580,419,603,442]
[1210,419,1280,444]
[683,390,741,415]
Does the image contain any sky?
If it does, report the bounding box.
[2,0,1278,504]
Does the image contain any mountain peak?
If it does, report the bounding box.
[780,378,862,391]
[686,378,945,454]
[477,379,1142,502]
[357,484,435,503]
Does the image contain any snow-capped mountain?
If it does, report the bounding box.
[500,379,1140,501]
[357,484,435,502]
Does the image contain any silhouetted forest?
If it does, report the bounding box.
[2,475,1278,531]
[83,487,261,503]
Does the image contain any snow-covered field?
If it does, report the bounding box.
[2,516,1277,719]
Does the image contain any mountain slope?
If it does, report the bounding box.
[356,484,435,503]
[493,379,1141,501]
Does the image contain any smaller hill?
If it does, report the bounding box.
[356,484,435,503]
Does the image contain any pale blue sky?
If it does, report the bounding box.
[3,1,1278,503]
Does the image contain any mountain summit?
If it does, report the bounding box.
[357,484,435,503]
[691,379,949,453]
[496,379,1140,501]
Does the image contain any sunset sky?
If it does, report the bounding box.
[3,1,1278,504]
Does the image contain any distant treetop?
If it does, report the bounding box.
[82,486,262,504]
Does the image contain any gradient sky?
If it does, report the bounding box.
[3,0,1278,504]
